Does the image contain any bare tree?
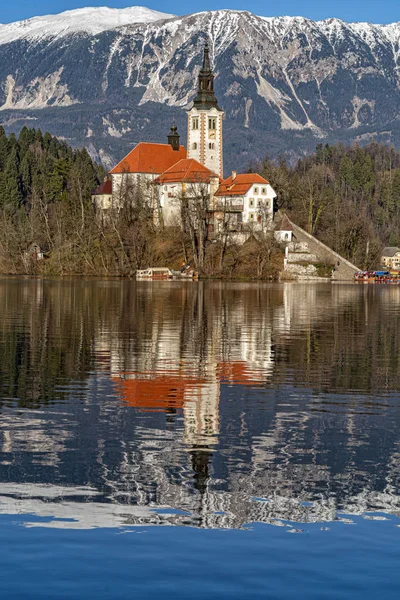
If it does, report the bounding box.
[177,180,212,271]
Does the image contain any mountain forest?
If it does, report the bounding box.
[0,126,397,276]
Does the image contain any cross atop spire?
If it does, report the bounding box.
[201,42,211,72]
[193,42,222,111]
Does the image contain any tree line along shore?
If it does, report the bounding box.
[0,126,396,278]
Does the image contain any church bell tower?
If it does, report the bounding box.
[187,43,224,178]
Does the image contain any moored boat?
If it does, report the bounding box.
[136,266,199,280]
[354,270,400,283]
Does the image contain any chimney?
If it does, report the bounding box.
[232,170,237,181]
[168,125,180,151]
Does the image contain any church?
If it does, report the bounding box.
[93,43,277,240]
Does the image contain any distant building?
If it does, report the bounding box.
[274,214,293,243]
[381,247,400,270]
[92,177,114,217]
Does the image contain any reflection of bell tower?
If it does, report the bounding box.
[190,448,211,495]
[187,42,224,178]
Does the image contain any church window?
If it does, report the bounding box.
[209,142,215,149]
[192,117,199,130]
[192,142,197,150]
[208,117,216,130]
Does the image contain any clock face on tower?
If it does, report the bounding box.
[209,131,216,140]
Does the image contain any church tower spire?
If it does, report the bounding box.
[187,42,224,178]
[193,43,221,110]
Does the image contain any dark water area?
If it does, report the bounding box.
[0,278,399,599]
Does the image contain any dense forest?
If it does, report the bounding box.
[0,126,106,274]
[0,127,396,275]
[255,141,400,268]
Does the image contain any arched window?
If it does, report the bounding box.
[192,142,197,150]
[209,142,215,149]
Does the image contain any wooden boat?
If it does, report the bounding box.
[136,268,172,280]
[136,266,199,280]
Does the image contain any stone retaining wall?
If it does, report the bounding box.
[287,252,319,264]
[281,215,359,280]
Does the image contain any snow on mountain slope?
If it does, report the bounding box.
[3,7,400,171]
[0,6,175,45]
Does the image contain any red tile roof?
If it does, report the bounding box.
[275,214,293,232]
[92,179,112,195]
[154,159,220,184]
[215,173,269,197]
[110,142,187,175]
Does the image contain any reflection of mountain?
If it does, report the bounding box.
[0,279,400,529]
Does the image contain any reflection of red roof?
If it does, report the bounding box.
[110,143,187,175]
[92,179,112,195]
[217,362,261,386]
[154,159,220,184]
[113,371,206,411]
[215,173,269,197]
[114,361,264,411]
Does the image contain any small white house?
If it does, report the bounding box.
[274,214,294,244]
[381,247,400,270]
[212,172,276,235]
[92,177,114,214]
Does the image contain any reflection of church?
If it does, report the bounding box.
[93,44,278,240]
[110,285,276,454]
[2,281,400,530]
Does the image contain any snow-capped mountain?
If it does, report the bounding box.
[0,6,174,44]
[1,6,400,171]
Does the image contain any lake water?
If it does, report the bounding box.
[0,278,399,599]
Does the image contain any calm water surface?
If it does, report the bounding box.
[0,279,399,599]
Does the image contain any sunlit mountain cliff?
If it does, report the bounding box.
[1,6,400,170]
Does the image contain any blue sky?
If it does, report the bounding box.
[2,0,400,25]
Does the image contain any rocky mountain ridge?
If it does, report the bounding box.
[1,6,400,172]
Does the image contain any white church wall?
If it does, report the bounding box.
[159,181,213,227]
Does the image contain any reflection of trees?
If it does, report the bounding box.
[273,284,400,393]
[0,280,400,528]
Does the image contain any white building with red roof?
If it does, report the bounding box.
[212,171,276,235]
[154,158,220,226]
[102,44,277,241]
[92,177,113,212]
[109,126,187,206]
